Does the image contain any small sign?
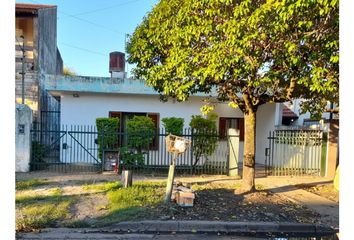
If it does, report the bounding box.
[18,124,25,134]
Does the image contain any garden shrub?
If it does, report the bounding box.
[189,113,218,166]
[96,118,119,159]
[119,116,156,167]
[162,117,184,135]
[126,116,155,151]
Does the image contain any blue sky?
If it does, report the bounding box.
[16,0,158,77]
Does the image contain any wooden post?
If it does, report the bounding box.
[121,170,133,188]
[165,153,177,203]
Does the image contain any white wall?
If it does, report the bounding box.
[61,93,207,128]
[16,104,32,172]
[59,92,277,164]
[61,93,248,127]
[256,103,278,164]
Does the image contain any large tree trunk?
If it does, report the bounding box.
[242,109,256,192]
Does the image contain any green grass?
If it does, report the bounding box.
[82,181,122,192]
[16,187,64,204]
[16,179,50,190]
[96,181,165,225]
[16,185,76,231]
[16,200,73,231]
[16,180,166,230]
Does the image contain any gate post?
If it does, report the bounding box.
[326,119,339,179]
[15,104,32,172]
[228,128,240,176]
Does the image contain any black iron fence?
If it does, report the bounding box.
[30,124,240,175]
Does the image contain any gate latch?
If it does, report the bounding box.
[265,148,270,157]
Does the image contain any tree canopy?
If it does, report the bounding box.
[128,0,338,112]
[127,0,339,191]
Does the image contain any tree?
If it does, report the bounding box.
[127,0,339,192]
[63,66,77,76]
[189,114,218,169]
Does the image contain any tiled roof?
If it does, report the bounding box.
[282,105,298,118]
[16,3,56,11]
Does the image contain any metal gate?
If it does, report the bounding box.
[265,130,323,176]
[30,125,102,172]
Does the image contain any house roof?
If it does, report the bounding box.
[43,74,215,97]
[16,3,56,13]
[282,105,298,118]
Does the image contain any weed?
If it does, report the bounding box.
[16,200,72,231]
[16,179,49,190]
[82,181,122,192]
[96,181,165,225]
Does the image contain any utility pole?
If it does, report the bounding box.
[19,35,26,104]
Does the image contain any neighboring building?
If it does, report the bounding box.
[15,3,63,123]
[279,100,339,131]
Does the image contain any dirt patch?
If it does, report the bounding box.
[15,171,121,183]
[68,193,109,223]
[296,183,339,203]
[148,185,321,224]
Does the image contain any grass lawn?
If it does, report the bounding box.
[16,176,325,232]
[15,179,166,231]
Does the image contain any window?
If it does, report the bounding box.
[219,117,244,141]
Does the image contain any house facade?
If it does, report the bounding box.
[43,73,282,165]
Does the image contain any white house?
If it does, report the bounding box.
[43,73,283,166]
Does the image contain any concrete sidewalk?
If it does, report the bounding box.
[255,176,339,229]
[16,221,336,239]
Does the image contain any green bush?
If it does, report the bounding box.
[119,146,144,166]
[126,116,155,152]
[118,116,156,168]
[162,117,184,135]
[96,118,120,159]
[189,114,218,166]
[31,141,49,170]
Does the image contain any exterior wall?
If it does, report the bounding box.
[58,92,277,163]
[255,103,278,164]
[37,7,62,75]
[15,71,40,122]
[56,48,63,74]
[16,104,32,172]
[16,17,36,72]
[60,93,211,128]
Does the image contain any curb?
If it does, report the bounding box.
[97,221,336,236]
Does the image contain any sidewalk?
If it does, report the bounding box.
[255,176,339,229]
[16,221,335,239]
